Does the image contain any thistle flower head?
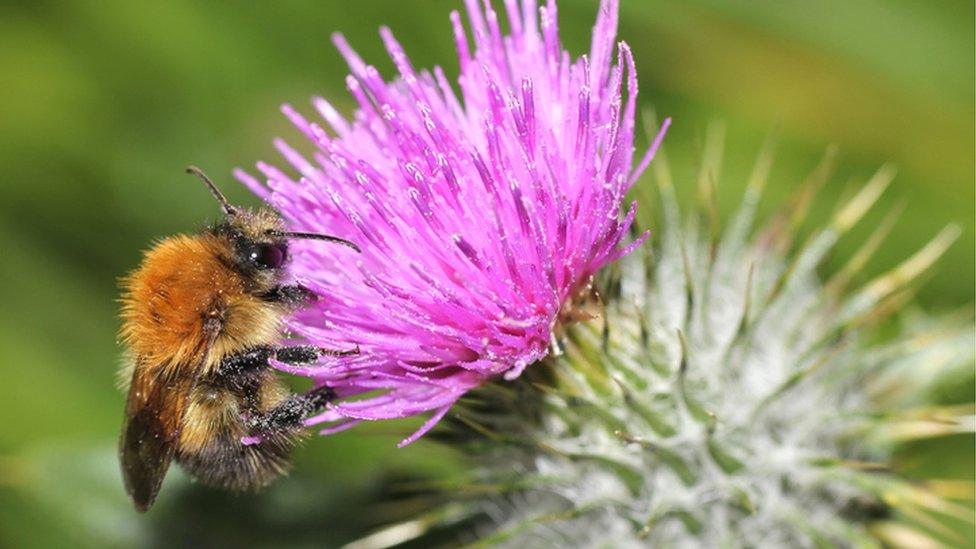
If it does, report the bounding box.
[377,128,973,547]
[238,0,668,444]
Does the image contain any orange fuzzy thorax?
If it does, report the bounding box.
[119,232,283,377]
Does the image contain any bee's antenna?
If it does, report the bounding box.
[271,231,362,253]
[186,166,238,216]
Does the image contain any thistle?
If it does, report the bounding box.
[239,0,667,445]
[351,128,974,547]
[236,0,973,545]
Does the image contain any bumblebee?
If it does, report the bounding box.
[118,167,358,511]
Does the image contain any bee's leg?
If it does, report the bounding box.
[217,346,274,379]
[276,345,360,364]
[217,347,274,379]
[281,345,360,361]
[247,385,336,434]
[274,345,320,364]
[260,284,317,308]
[218,345,359,380]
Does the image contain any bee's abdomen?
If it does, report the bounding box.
[177,432,296,491]
[176,378,298,491]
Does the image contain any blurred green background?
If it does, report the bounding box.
[0,1,972,547]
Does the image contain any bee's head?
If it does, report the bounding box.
[186,166,360,289]
[219,208,289,275]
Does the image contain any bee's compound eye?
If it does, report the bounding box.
[248,244,285,269]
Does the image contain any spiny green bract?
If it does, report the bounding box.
[355,125,974,548]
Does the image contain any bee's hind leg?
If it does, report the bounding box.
[247,385,336,434]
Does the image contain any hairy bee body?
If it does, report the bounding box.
[118,169,358,512]
[177,372,294,490]
[121,231,283,374]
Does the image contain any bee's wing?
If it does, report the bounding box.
[119,321,220,511]
[119,362,193,511]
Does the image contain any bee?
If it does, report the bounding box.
[118,166,359,512]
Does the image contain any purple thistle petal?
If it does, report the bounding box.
[315,419,363,436]
[237,0,668,444]
[396,403,454,447]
